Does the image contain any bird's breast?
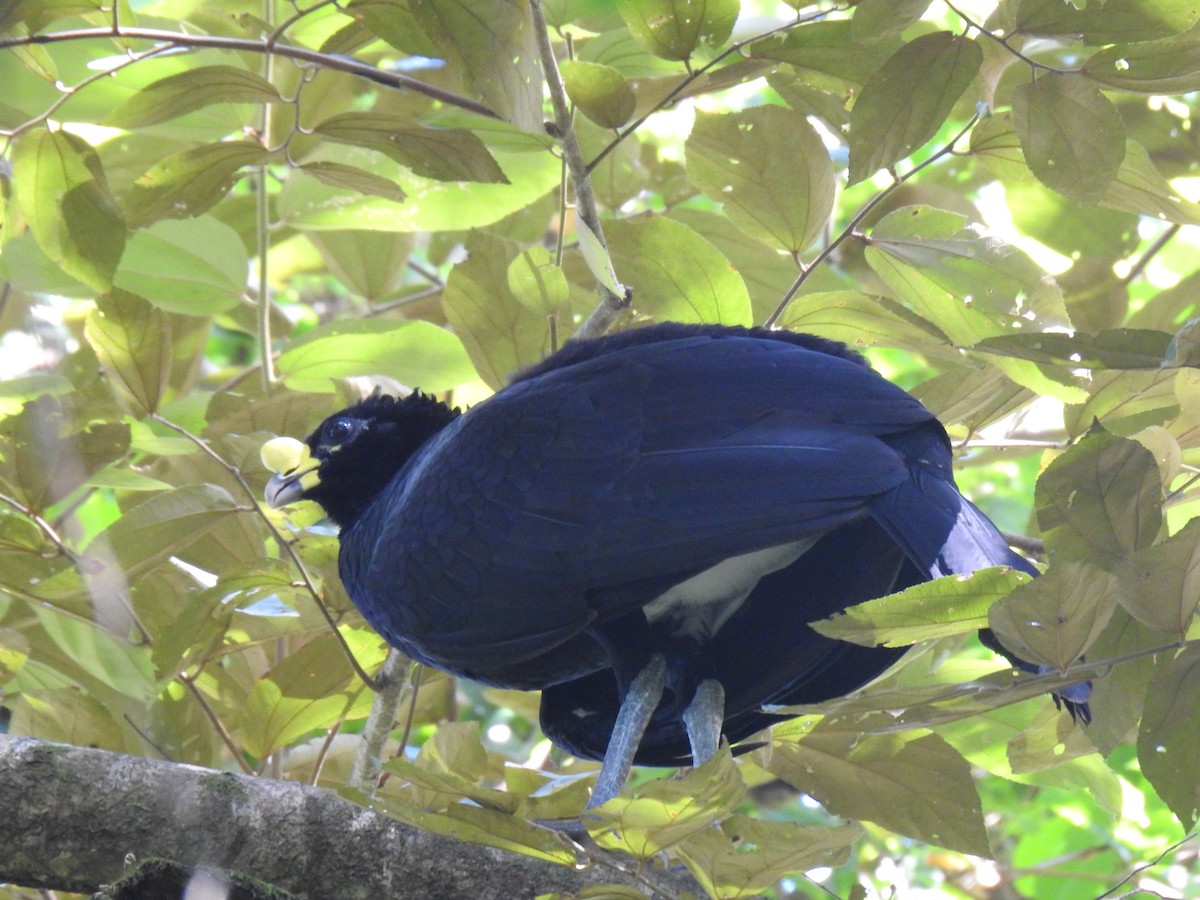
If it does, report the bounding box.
[641,538,817,641]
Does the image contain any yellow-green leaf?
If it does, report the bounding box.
[814,567,1032,648]
[617,0,739,61]
[107,65,283,128]
[988,560,1120,672]
[561,60,636,129]
[1114,517,1200,636]
[1138,645,1200,829]
[1013,74,1125,206]
[507,247,569,314]
[84,291,172,415]
[11,128,125,291]
[125,141,271,226]
[687,106,835,253]
[848,32,981,184]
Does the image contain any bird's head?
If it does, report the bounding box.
[261,391,460,529]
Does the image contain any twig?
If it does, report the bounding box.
[178,669,255,774]
[0,27,500,120]
[349,650,411,792]
[1122,223,1181,285]
[1091,832,1197,900]
[942,0,1072,74]
[529,0,628,340]
[764,113,981,327]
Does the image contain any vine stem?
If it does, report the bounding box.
[529,0,628,340]
[764,113,981,328]
[0,26,500,120]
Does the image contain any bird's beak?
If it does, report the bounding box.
[261,437,321,508]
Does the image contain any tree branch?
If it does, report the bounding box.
[0,27,500,120]
[0,736,700,899]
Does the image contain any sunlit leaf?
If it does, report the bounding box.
[296,162,408,203]
[125,141,271,225]
[1114,517,1200,636]
[313,113,506,183]
[848,32,981,184]
[605,217,752,325]
[1084,36,1200,93]
[276,319,478,394]
[107,65,283,128]
[112,217,248,316]
[988,560,1120,672]
[1013,74,1125,206]
[686,106,835,253]
[778,291,951,358]
[1138,645,1200,829]
[751,21,894,84]
[617,0,739,61]
[1035,426,1162,564]
[84,291,172,415]
[507,247,570,314]
[442,232,549,389]
[1101,139,1200,225]
[308,230,414,303]
[768,725,990,856]
[33,607,156,703]
[561,60,636,129]
[814,567,1032,648]
[851,0,933,40]
[1014,0,1199,44]
[11,128,125,291]
[242,677,353,758]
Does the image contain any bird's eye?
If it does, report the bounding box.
[323,417,355,444]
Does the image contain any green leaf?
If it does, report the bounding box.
[988,561,1120,672]
[242,677,352,758]
[1035,427,1162,564]
[851,0,934,40]
[1102,139,1200,225]
[974,329,1172,370]
[296,162,408,203]
[814,567,1032,648]
[84,291,173,415]
[1014,0,1199,45]
[588,750,745,856]
[313,113,506,183]
[677,817,860,899]
[561,60,636,129]
[1013,74,1125,207]
[604,217,752,325]
[442,233,549,389]
[33,607,156,703]
[406,0,543,131]
[111,217,248,315]
[506,247,570,314]
[276,319,478,394]
[574,218,624,297]
[125,141,271,226]
[11,128,125,291]
[1138,644,1200,829]
[778,290,951,358]
[1084,36,1200,94]
[768,725,990,856]
[751,21,893,85]
[617,0,739,61]
[686,106,835,253]
[848,32,981,185]
[307,230,414,303]
[1114,517,1200,637]
[279,143,560,232]
[912,366,1031,432]
[107,65,283,128]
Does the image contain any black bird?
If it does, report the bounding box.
[262,323,1088,806]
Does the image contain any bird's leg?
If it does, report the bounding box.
[681,678,725,766]
[587,652,666,808]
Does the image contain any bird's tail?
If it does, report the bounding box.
[870,472,1092,722]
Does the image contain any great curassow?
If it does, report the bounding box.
[262,323,1089,806]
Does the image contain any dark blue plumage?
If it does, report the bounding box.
[262,323,1087,793]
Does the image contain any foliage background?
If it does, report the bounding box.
[3,0,1200,896]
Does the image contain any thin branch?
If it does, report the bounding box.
[586,10,828,173]
[0,27,500,120]
[765,113,981,327]
[1091,832,1197,900]
[942,0,1072,74]
[1002,531,1045,557]
[529,0,629,340]
[349,650,411,792]
[148,413,380,690]
[178,670,255,774]
[1122,222,1181,285]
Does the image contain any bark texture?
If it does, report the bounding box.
[0,736,699,899]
